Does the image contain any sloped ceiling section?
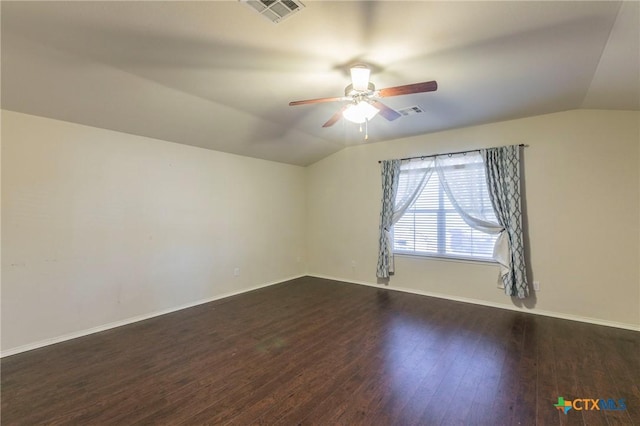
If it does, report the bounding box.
[2,1,638,166]
[581,1,640,110]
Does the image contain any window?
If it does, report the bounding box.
[392,156,499,262]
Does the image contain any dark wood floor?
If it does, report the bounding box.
[2,277,639,425]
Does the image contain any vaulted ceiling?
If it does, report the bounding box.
[2,1,639,166]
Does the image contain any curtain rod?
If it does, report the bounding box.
[377,144,528,163]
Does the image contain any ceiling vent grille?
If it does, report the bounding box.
[242,0,305,24]
[398,106,425,116]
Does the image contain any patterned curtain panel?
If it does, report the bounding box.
[376,160,401,278]
[482,145,528,299]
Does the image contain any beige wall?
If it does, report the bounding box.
[307,110,640,329]
[3,108,638,355]
[1,110,307,353]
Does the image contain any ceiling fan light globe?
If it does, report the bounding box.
[350,66,371,91]
[342,102,379,124]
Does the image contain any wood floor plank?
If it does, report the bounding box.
[415,304,492,425]
[431,306,495,425]
[535,317,563,426]
[2,276,638,425]
[463,310,514,425]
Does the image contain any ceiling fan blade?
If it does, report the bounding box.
[378,81,438,98]
[322,106,348,128]
[289,96,346,106]
[370,100,401,121]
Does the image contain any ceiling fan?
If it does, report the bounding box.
[289,65,438,128]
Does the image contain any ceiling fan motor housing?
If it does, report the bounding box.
[344,82,376,97]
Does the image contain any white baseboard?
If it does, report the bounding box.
[308,274,640,332]
[4,273,635,358]
[1,275,305,358]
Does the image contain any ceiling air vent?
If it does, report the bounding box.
[398,106,425,116]
[242,0,305,24]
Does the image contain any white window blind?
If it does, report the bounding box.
[392,157,499,261]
